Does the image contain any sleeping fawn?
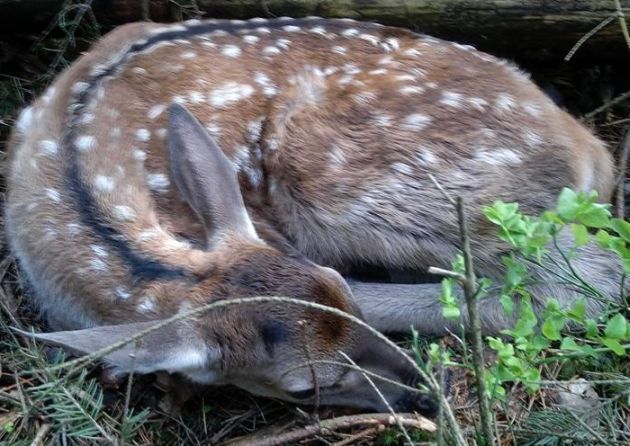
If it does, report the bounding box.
[5,17,622,412]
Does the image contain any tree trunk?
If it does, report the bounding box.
[1,0,629,61]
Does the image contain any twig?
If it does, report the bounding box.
[565,13,617,61]
[615,127,630,218]
[330,427,379,446]
[585,88,630,119]
[339,351,414,446]
[566,409,612,446]
[614,0,630,52]
[223,412,436,446]
[15,295,466,445]
[428,266,465,282]
[29,423,52,446]
[429,174,456,206]
[456,197,495,446]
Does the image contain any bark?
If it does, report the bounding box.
[0,0,629,61]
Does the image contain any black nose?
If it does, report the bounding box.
[394,392,439,417]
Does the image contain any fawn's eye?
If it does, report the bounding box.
[287,388,316,400]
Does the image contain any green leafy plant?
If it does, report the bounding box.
[437,188,629,400]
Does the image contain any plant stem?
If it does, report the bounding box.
[457,197,495,446]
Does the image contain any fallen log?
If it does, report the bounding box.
[0,0,628,61]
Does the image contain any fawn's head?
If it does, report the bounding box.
[24,104,435,414]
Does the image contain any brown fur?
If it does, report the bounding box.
[5,17,622,411]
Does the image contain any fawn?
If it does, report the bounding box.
[5,17,622,413]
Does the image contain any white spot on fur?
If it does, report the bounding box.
[90,244,109,258]
[373,113,394,127]
[42,87,56,103]
[188,91,205,104]
[254,72,278,97]
[133,149,147,161]
[147,173,170,193]
[262,46,281,56]
[156,128,167,139]
[392,162,412,175]
[205,122,221,137]
[94,175,115,192]
[369,68,387,75]
[181,51,197,59]
[522,101,542,117]
[113,205,136,222]
[71,82,89,94]
[16,106,33,133]
[247,118,264,142]
[332,45,347,55]
[67,223,82,236]
[475,148,522,165]
[132,67,148,75]
[283,25,301,32]
[342,28,359,37]
[45,188,61,203]
[148,104,166,119]
[115,287,131,300]
[221,45,241,58]
[89,258,107,272]
[75,135,96,151]
[137,295,156,313]
[395,74,415,82]
[440,91,464,108]
[329,144,346,165]
[403,48,421,57]
[137,229,159,241]
[209,82,255,107]
[358,34,379,46]
[467,97,488,111]
[79,113,94,124]
[416,148,437,166]
[496,93,516,112]
[276,38,291,49]
[523,129,543,146]
[382,38,400,52]
[38,140,58,156]
[310,26,326,35]
[243,35,259,44]
[403,113,432,131]
[172,95,186,105]
[255,27,271,34]
[400,85,425,95]
[135,128,151,142]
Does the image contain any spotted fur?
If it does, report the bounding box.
[5,17,621,411]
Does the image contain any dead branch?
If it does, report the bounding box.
[222,412,436,446]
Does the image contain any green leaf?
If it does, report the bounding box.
[571,224,589,247]
[600,338,626,356]
[604,314,627,340]
[611,218,630,242]
[542,317,563,340]
[577,204,611,228]
[560,337,583,352]
[567,297,586,322]
[500,293,514,315]
[443,306,461,320]
[585,319,599,339]
[557,188,578,220]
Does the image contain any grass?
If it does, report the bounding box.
[1,1,629,444]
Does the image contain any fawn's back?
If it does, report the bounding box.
[7,17,618,336]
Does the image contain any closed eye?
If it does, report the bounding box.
[287,388,316,400]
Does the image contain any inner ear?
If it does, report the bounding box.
[167,103,259,247]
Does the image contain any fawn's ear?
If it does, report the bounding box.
[13,320,214,374]
[167,103,259,248]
